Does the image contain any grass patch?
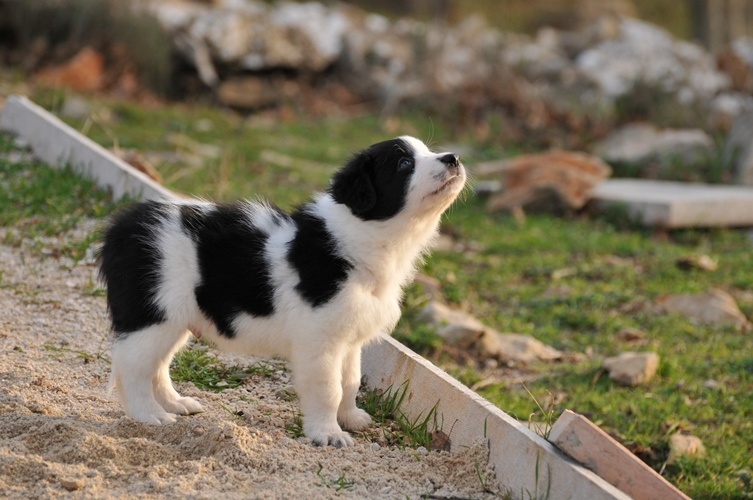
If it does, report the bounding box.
[358,382,440,449]
[170,342,276,392]
[0,132,124,260]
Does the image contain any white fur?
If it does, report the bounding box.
[109,136,465,447]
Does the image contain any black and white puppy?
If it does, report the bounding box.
[99,136,465,447]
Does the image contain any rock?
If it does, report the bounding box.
[657,289,752,331]
[575,17,729,102]
[602,352,659,386]
[417,301,562,362]
[217,76,284,110]
[418,301,486,348]
[616,327,646,344]
[592,123,715,166]
[718,38,753,94]
[150,1,349,75]
[722,108,753,186]
[412,274,443,301]
[479,332,563,363]
[668,433,706,463]
[675,255,718,272]
[35,47,105,92]
[60,478,84,491]
[418,301,479,328]
[479,150,611,213]
[437,322,486,350]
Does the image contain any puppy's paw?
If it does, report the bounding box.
[128,408,178,425]
[310,430,355,448]
[338,408,372,432]
[160,396,204,416]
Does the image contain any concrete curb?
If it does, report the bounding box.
[0,95,173,201]
[1,95,632,499]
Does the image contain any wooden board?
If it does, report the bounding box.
[549,410,690,500]
[591,178,753,228]
[0,95,172,201]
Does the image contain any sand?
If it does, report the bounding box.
[0,220,498,499]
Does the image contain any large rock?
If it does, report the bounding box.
[722,108,753,186]
[148,1,350,79]
[602,352,659,386]
[592,122,715,166]
[575,17,729,103]
[657,289,752,331]
[478,150,611,213]
[35,47,105,92]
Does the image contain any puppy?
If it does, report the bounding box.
[99,136,466,447]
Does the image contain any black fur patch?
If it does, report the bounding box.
[330,138,415,221]
[99,201,169,337]
[288,207,353,307]
[186,203,277,338]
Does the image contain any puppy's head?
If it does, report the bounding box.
[330,136,466,221]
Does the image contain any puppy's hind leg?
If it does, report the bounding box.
[111,324,189,424]
[152,330,204,416]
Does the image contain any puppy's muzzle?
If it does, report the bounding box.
[440,153,461,174]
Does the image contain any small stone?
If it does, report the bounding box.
[429,430,451,452]
[479,332,563,363]
[413,274,443,301]
[60,479,84,491]
[602,352,659,386]
[417,301,483,330]
[657,289,751,331]
[370,442,380,452]
[675,255,718,272]
[702,379,723,391]
[668,433,706,463]
[616,327,646,343]
[415,446,429,456]
[436,322,486,349]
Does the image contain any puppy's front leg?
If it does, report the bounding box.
[337,344,372,432]
[291,346,353,447]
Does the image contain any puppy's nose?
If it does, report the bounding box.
[439,153,460,168]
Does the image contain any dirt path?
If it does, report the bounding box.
[0,222,497,499]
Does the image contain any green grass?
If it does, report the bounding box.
[0,133,123,260]
[3,92,753,498]
[170,341,276,392]
[357,382,440,450]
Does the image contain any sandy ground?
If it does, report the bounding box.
[0,220,497,499]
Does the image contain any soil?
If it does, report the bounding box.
[0,221,497,499]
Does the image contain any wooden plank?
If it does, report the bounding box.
[0,95,173,202]
[591,178,753,228]
[363,338,630,499]
[549,410,691,500]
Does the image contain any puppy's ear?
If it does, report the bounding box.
[329,153,376,217]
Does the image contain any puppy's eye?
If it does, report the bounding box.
[398,157,414,172]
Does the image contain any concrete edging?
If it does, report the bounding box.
[1,94,630,499]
